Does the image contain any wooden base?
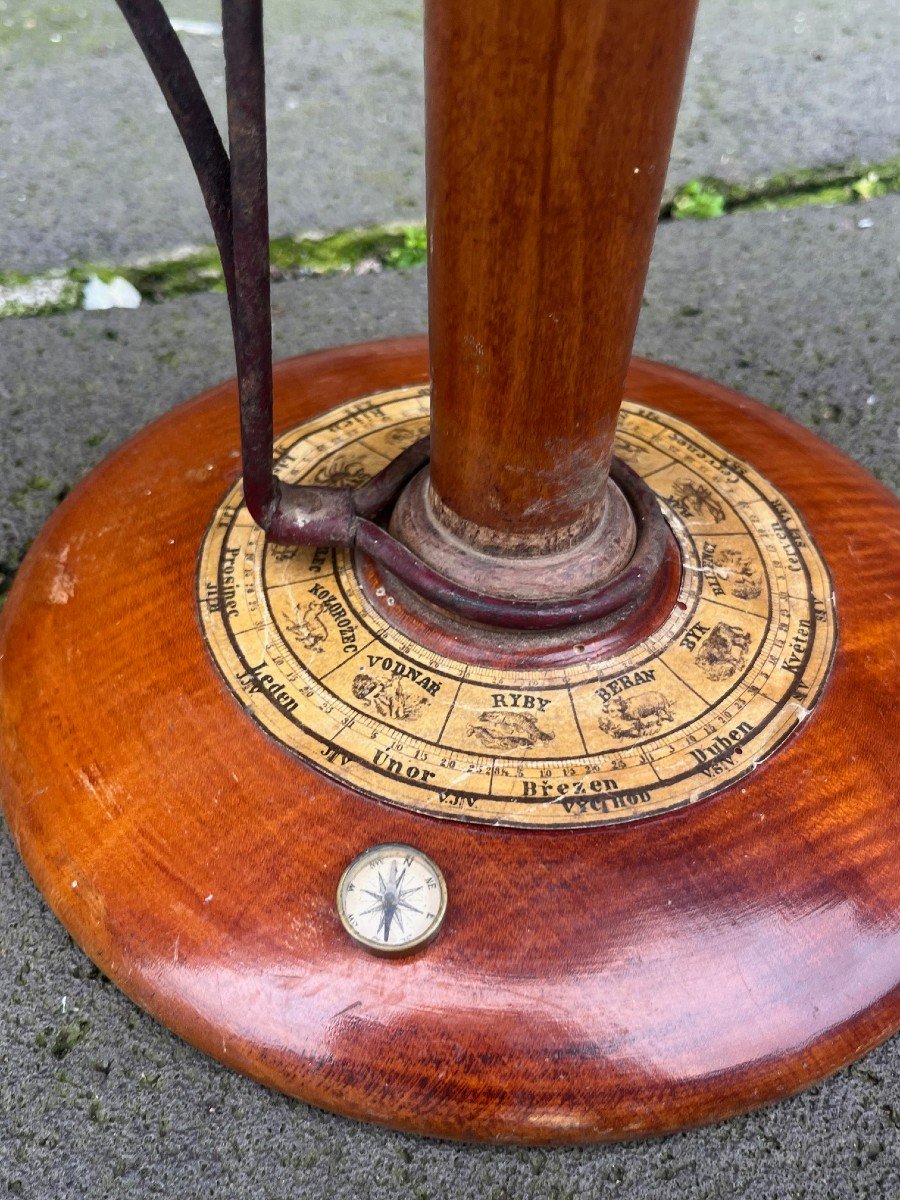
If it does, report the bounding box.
[1,338,898,1143]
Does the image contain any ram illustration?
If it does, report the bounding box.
[598,690,674,739]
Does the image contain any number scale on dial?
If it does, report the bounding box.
[198,387,836,829]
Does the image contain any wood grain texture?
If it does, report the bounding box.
[0,338,897,1143]
[426,0,699,550]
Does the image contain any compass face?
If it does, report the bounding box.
[197,386,837,829]
[337,844,447,954]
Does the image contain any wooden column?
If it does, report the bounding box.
[425,0,699,554]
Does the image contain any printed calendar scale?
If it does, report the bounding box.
[0,0,897,1143]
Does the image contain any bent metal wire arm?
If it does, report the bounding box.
[115,0,667,630]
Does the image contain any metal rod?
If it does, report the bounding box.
[222,0,277,527]
[112,0,671,629]
[114,0,235,312]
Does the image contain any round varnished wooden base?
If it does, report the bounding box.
[1,338,898,1144]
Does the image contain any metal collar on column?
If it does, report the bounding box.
[114,0,668,629]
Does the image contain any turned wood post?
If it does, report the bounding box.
[425,0,699,554]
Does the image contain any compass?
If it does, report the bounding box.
[0,0,897,1147]
[337,844,448,954]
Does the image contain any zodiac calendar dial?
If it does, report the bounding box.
[197,386,836,829]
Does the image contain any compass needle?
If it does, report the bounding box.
[339,847,447,956]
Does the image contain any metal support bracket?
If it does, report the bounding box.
[114,0,669,629]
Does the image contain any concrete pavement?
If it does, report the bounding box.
[1,0,898,271]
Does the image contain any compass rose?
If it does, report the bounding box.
[361,860,424,943]
[337,844,448,954]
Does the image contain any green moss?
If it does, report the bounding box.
[0,155,896,317]
[50,1016,90,1060]
[0,275,81,319]
[54,222,425,312]
[0,270,33,288]
[67,253,221,303]
[10,476,56,508]
[269,224,412,273]
[671,179,728,220]
[852,170,891,200]
[742,184,854,211]
[383,225,428,269]
[116,222,427,297]
[668,155,900,220]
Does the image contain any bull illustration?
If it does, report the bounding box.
[696,622,751,681]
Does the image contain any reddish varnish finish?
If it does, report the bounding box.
[0,339,898,1144]
[426,0,699,550]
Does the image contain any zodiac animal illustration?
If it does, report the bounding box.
[598,690,675,739]
[696,622,752,681]
[467,711,555,752]
[312,455,370,488]
[714,547,762,600]
[352,673,427,722]
[668,479,726,524]
[286,598,329,653]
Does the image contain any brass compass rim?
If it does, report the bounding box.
[336,842,449,956]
